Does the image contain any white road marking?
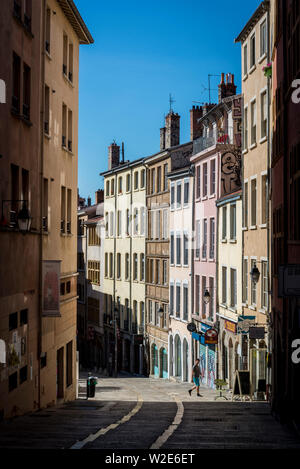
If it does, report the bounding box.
[149,394,184,449]
[70,389,143,449]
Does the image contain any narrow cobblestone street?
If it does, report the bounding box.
[0,373,299,450]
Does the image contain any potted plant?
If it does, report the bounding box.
[263,62,272,78]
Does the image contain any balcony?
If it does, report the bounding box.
[193,128,233,155]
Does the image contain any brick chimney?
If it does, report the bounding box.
[218,73,237,103]
[160,127,166,151]
[108,141,120,170]
[190,105,203,140]
[95,189,104,204]
[87,196,91,206]
[165,111,180,149]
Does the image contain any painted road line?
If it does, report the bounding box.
[149,394,184,449]
[70,390,143,449]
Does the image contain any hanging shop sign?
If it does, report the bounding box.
[249,327,265,340]
[187,322,197,333]
[204,328,218,344]
[225,320,237,334]
[42,260,61,317]
[237,315,256,334]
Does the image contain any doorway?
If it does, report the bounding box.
[56,347,64,399]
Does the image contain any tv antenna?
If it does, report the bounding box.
[169,93,175,113]
[208,74,219,103]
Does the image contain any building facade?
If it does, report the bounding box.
[168,165,194,382]
[235,0,271,399]
[0,0,93,418]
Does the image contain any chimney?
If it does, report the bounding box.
[160,127,166,150]
[165,112,180,149]
[108,141,120,170]
[190,105,203,141]
[218,73,237,103]
[87,196,91,207]
[121,142,125,164]
[95,189,104,204]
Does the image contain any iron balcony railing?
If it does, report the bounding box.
[193,128,234,155]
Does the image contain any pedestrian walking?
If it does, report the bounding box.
[188,358,202,397]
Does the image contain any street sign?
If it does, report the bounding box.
[204,328,218,344]
[237,315,256,334]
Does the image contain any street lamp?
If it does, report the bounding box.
[203,289,211,304]
[250,263,260,284]
[1,200,31,233]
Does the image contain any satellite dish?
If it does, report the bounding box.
[187,322,196,333]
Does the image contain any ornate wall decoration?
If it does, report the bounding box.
[220,150,242,196]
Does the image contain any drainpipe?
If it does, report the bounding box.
[114,173,117,376]
[266,5,271,391]
[190,164,195,368]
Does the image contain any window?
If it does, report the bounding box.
[134,171,138,190]
[126,209,130,235]
[202,276,207,317]
[210,160,216,195]
[63,33,68,74]
[105,252,108,277]
[141,169,145,188]
[43,181,48,231]
[117,210,122,236]
[46,7,51,53]
[62,103,67,147]
[261,91,267,139]
[61,186,66,233]
[44,85,50,134]
[260,19,267,57]
[251,178,257,226]
[110,211,114,237]
[148,300,153,323]
[150,259,155,284]
[184,180,189,205]
[20,365,28,385]
[118,176,123,194]
[203,163,208,197]
[195,275,200,315]
[222,206,227,239]
[117,253,121,279]
[111,178,115,196]
[61,282,65,296]
[23,63,31,120]
[134,208,139,235]
[202,219,207,258]
[66,281,71,294]
[20,309,28,326]
[67,109,72,151]
[243,181,248,227]
[261,174,267,225]
[150,210,155,239]
[163,259,168,285]
[162,209,168,239]
[230,269,237,309]
[151,168,155,193]
[230,204,236,240]
[9,372,18,392]
[156,210,160,239]
[222,267,227,304]
[133,253,138,280]
[251,259,257,306]
[251,100,256,145]
[243,107,248,150]
[156,259,160,284]
[170,233,174,265]
[155,302,160,327]
[140,254,145,281]
[157,166,161,193]
[176,283,181,318]
[170,283,174,316]
[68,42,73,82]
[176,234,181,265]
[67,188,71,233]
[176,182,182,208]
[88,261,100,285]
[243,43,248,76]
[125,253,129,280]
[88,226,100,245]
[261,260,268,309]
[250,34,256,68]
[243,258,248,304]
[209,218,215,259]
[9,312,18,331]
[183,283,188,321]
[126,174,131,192]
[171,183,175,210]
[12,52,21,113]
[109,253,113,278]
[140,207,146,236]
[196,220,200,258]
[183,234,189,266]
[163,163,168,191]
[106,181,110,197]
[196,165,201,198]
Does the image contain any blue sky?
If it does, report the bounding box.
[76,0,261,202]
